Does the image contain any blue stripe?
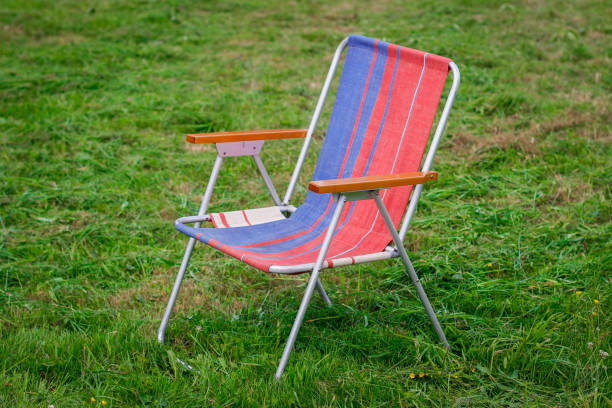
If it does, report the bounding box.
[258,48,406,261]
[230,203,356,261]
[293,40,388,227]
[175,36,420,261]
[184,43,384,253]
[211,41,389,255]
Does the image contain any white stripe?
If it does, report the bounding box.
[391,53,429,172]
[268,250,395,274]
[210,213,222,228]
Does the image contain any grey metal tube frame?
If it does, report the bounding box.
[158,36,460,378]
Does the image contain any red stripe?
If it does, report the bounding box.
[210,215,219,228]
[241,210,252,226]
[218,212,230,228]
[196,233,202,241]
[351,257,355,265]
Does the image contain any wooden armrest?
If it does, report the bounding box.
[308,171,438,194]
[186,129,307,144]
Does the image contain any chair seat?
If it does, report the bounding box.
[176,210,394,274]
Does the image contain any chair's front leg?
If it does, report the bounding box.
[157,155,224,344]
[275,194,346,379]
[158,237,197,344]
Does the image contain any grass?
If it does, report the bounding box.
[0,0,610,406]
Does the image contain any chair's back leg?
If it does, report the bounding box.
[157,155,224,343]
[275,194,346,379]
[372,192,451,351]
[315,279,332,306]
[252,154,281,206]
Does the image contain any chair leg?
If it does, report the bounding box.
[157,237,196,343]
[158,155,224,344]
[275,194,346,379]
[315,278,332,306]
[252,154,282,206]
[372,192,451,351]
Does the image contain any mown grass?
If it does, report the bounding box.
[1,0,610,406]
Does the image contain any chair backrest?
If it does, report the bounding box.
[291,35,452,246]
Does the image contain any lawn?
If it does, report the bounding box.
[1,0,610,406]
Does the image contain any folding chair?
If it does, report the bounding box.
[158,35,460,379]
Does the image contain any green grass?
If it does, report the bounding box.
[1,0,610,406]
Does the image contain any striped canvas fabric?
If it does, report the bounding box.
[209,206,286,228]
[177,35,451,273]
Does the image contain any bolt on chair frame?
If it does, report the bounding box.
[157,37,461,379]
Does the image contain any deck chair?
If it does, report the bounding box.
[158,35,460,379]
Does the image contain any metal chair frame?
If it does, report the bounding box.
[157,37,461,379]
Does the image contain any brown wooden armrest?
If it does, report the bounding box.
[186,129,307,144]
[308,171,438,194]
